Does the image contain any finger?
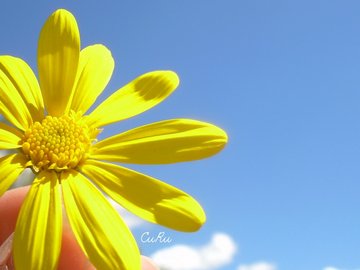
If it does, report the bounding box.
[0,186,28,243]
[0,187,93,270]
[141,256,160,270]
[0,187,28,270]
[58,220,95,270]
[0,188,159,270]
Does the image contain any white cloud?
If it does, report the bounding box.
[323,267,360,270]
[151,232,237,270]
[237,262,276,270]
[107,197,145,229]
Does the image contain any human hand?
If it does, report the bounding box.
[0,186,158,270]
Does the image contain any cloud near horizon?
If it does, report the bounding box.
[323,267,360,270]
[237,262,277,270]
[151,232,237,270]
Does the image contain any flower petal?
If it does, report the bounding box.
[13,171,62,270]
[0,56,44,122]
[61,170,140,270]
[70,45,114,114]
[0,122,22,149]
[38,9,80,116]
[91,119,228,164]
[81,160,206,232]
[0,154,27,196]
[0,68,33,130]
[86,71,179,128]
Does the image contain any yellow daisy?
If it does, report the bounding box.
[0,8,227,270]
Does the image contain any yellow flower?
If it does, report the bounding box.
[0,9,227,270]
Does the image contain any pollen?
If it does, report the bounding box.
[22,114,95,172]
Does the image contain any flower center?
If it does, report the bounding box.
[22,114,94,172]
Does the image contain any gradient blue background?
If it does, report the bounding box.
[1,1,359,269]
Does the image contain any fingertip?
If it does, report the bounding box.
[0,186,29,243]
[141,255,159,270]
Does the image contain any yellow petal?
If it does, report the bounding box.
[0,122,22,149]
[81,160,206,232]
[0,68,33,131]
[91,119,228,164]
[61,170,140,270]
[38,9,80,116]
[0,154,27,196]
[0,56,44,122]
[13,171,62,270]
[70,45,114,114]
[86,71,179,128]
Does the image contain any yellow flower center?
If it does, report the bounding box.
[22,114,94,172]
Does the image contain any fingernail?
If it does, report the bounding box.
[0,233,13,270]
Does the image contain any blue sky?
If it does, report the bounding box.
[1,1,360,269]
